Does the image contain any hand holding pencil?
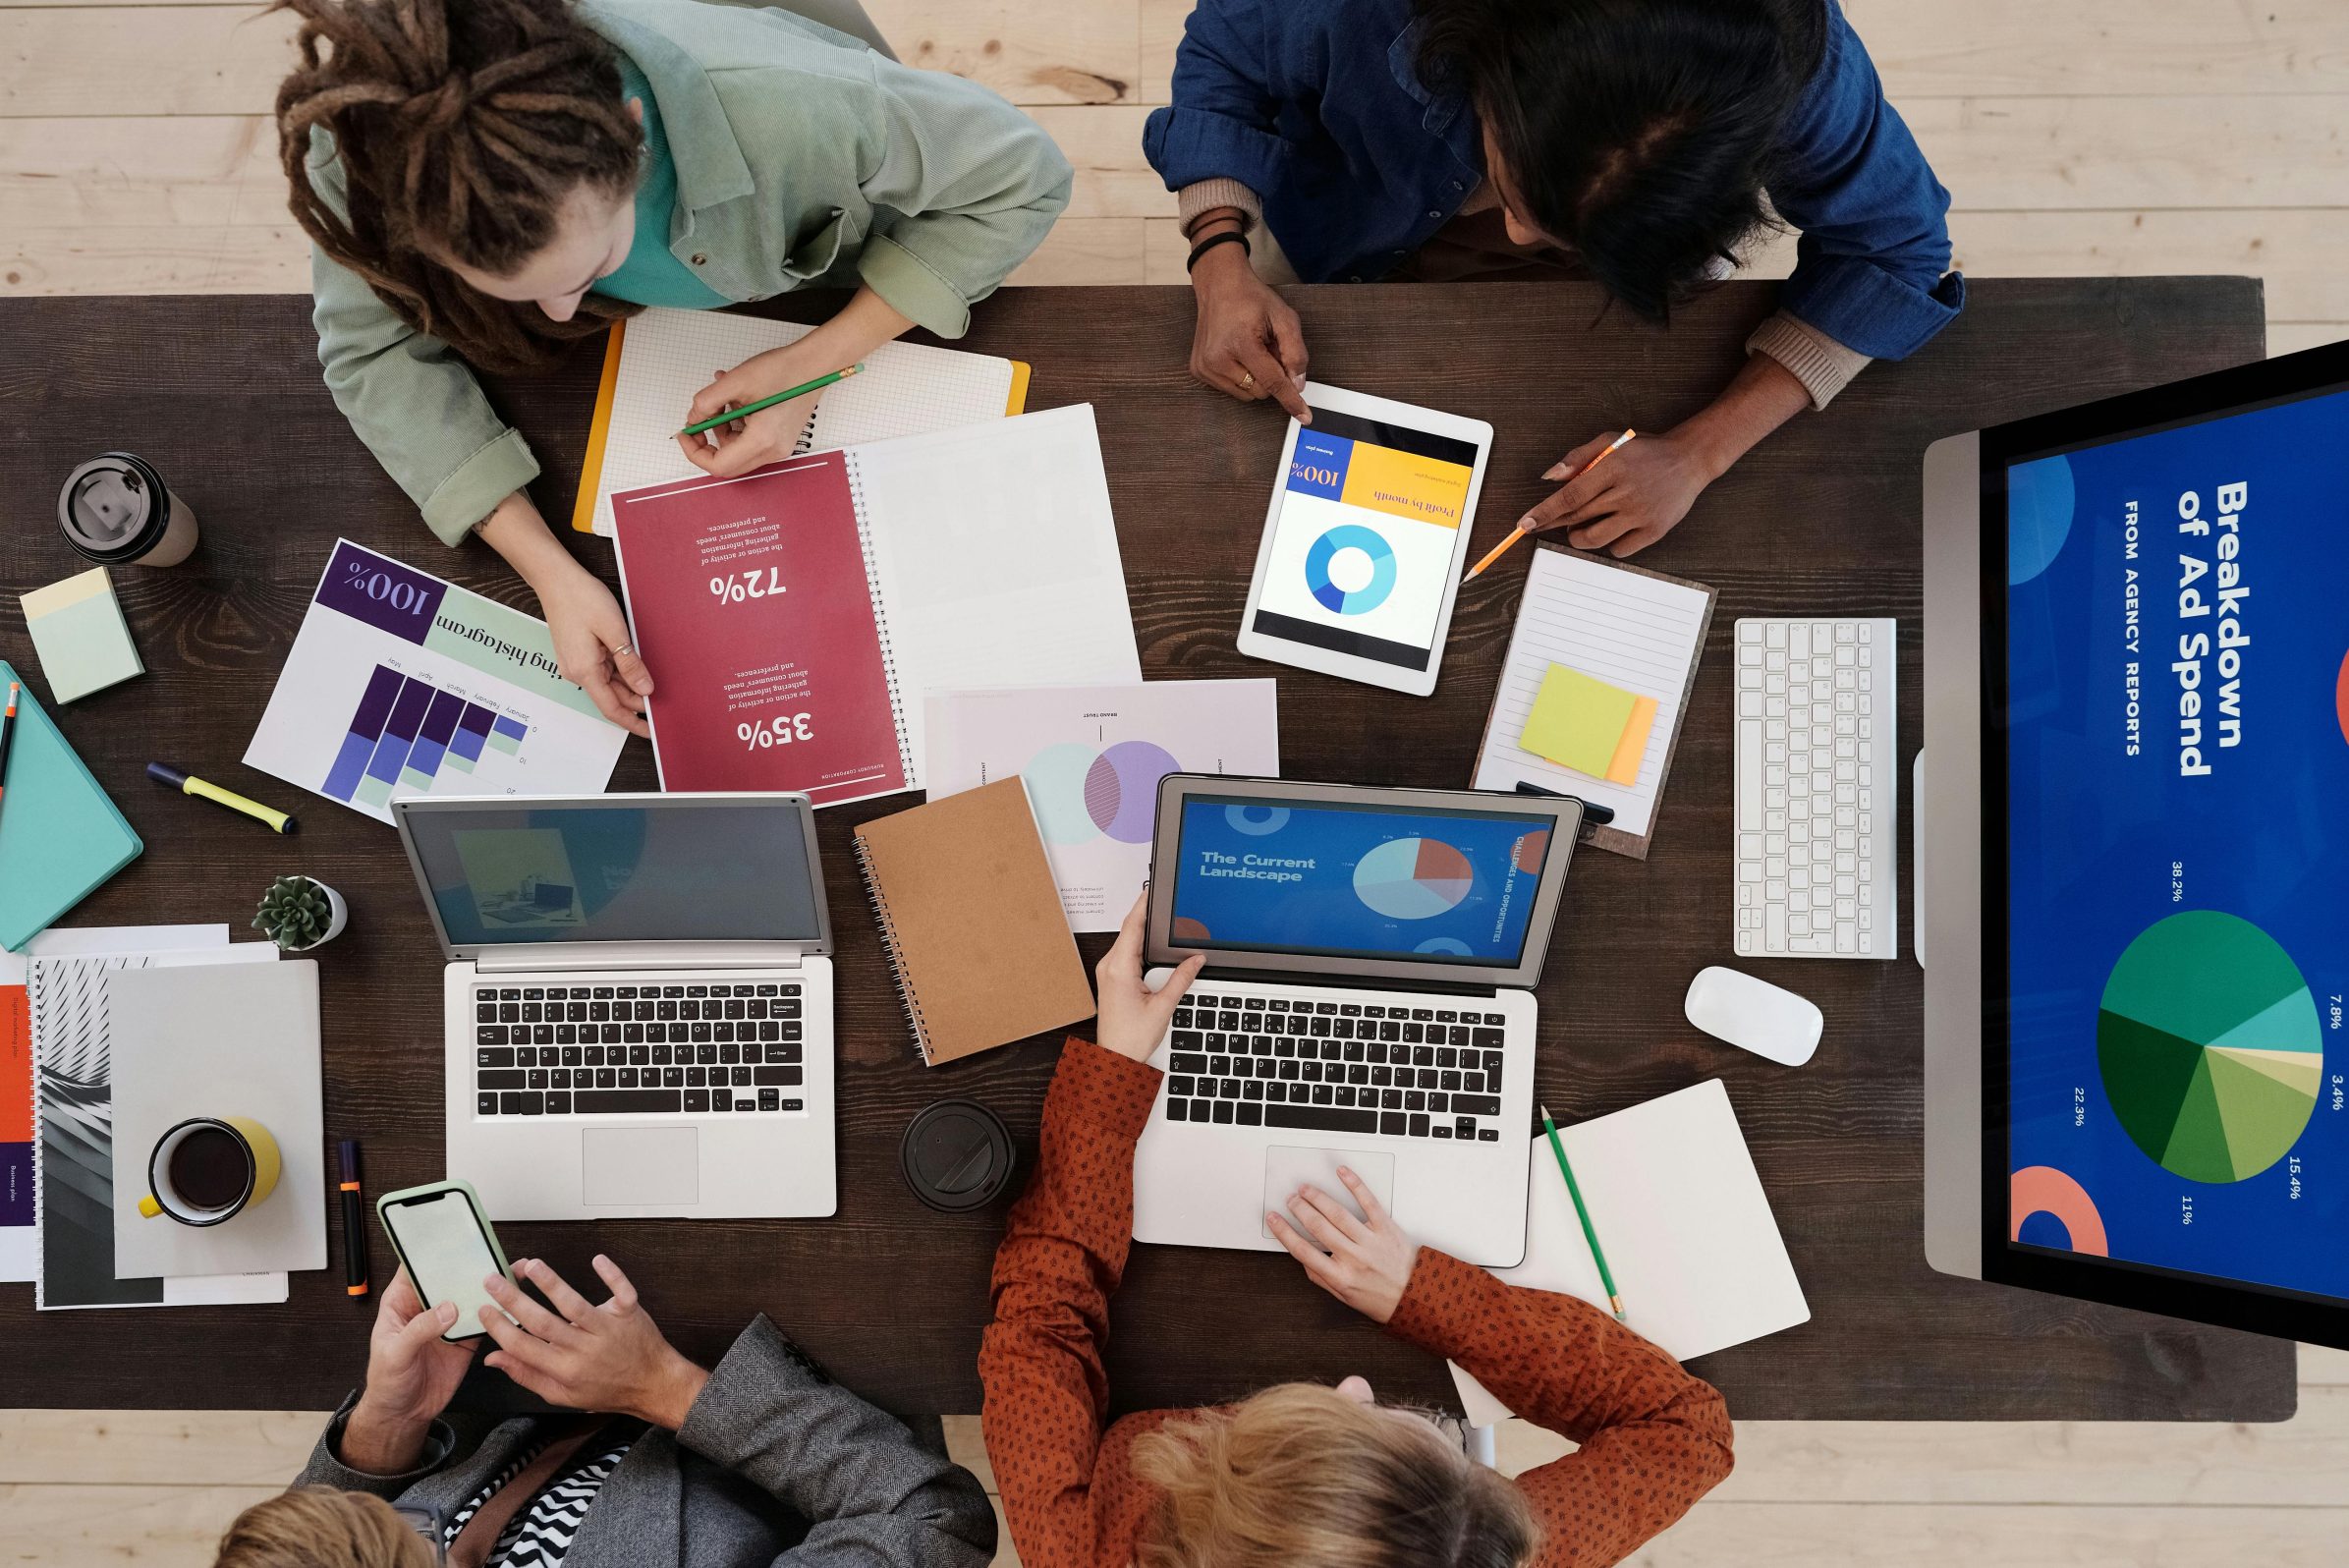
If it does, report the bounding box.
[1464,430,1638,581]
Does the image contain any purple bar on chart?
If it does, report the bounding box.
[402,689,465,783]
[450,702,494,762]
[493,716,528,741]
[323,663,408,802]
[364,677,434,785]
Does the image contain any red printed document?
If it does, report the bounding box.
[612,406,1142,807]
[613,454,908,802]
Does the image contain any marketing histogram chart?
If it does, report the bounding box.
[322,665,537,810]
[247,540,627,824]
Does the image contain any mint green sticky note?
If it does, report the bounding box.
[20,567,142,703]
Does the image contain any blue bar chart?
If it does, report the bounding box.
[322,664,531,808]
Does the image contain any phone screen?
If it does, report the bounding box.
[384,1189,508,1339]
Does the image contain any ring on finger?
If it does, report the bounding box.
[1237,368,1256,388]
[611,643,635,659]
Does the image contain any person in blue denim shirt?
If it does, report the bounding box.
[1144,0,1964,558]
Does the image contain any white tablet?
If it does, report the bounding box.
[1235,382,1494,697]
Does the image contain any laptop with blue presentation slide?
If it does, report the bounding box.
[1136,776,1582,1265]
[1923,339,2349,1349]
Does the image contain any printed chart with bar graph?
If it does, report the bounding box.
[323,664,537,810]
[247,540,627,824]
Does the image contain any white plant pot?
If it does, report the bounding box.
[278,879,348,951]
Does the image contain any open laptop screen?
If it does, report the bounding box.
[1166,794,1557,968]
[403,799,821,947]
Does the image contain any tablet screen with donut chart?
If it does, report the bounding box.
[1239,384,1492,695]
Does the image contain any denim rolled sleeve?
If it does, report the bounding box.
[1768,1,1964,360]
[1142,0,1296,199]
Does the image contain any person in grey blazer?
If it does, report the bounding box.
[212,1254,993,1568]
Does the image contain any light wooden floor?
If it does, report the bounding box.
[4,1,2346,1562]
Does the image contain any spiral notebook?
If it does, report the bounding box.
[611,406,1142,806]
[573,308,1031,534]
[852,777,1096,1065]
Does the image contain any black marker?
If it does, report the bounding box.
[1512,781,1615,834]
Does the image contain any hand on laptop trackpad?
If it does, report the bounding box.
[1260,1147,1397,1242]
[583,1127,700,1207]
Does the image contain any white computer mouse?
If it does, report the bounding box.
[1684,966,1822,1066]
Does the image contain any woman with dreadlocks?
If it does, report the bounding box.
[277,0,1071,733]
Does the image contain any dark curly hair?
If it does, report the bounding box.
[274,0,646,371]
[1417,0,1829,323]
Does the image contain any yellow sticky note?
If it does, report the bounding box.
[1519,663,1639,777]
[1605,696,1658,785]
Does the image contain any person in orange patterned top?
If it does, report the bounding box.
[979,896,1735,1568]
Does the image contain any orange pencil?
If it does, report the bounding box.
[1462,429,1638,582]
[0,682,19,830]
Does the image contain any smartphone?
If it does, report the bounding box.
[376,1180,516,1342]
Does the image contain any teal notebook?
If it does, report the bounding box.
[0,660,142,950]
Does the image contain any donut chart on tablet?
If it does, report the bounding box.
[1304,525,1397,615]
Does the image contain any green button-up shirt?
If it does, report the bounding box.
[304,0,1073,545]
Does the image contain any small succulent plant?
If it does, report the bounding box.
[254,875,337,950]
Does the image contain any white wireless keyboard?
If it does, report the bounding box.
[1733,617,1898,960]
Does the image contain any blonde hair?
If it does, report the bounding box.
[1131,1382,1539,1568]
[213,1486,437,1568]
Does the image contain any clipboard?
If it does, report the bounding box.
[1469,544,1717,860]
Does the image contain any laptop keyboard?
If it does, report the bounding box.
[1161,989,1510,1143]
[473,981,806,1117]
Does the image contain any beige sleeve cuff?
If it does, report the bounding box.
[1747,310,1874,410]
[1178,179,1264,238]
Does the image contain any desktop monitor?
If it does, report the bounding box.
[1922,338,2349,1349]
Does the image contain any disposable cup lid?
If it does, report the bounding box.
[900,1100,1015,1212]
[59,453,167,557]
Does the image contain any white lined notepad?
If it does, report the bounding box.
[1472,548,1711,849]
[577,308,1022,534]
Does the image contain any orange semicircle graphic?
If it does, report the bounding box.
[2009,1165,2109,1256]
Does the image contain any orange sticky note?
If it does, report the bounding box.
[1604,696,1657,786]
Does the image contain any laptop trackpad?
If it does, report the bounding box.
[583,1127,699,1207]
[1260,1147,1397,1242]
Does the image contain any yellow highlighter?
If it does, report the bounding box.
[147,760,297,834]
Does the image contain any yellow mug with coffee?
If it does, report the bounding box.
[138,1116,281,1226]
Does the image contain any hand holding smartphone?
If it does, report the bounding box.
[376,1179,516,1342]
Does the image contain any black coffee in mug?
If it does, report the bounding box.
[166,1126,252,1210]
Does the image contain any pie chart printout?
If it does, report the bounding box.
[1353,837,1475,921]
[2096,911,2323,1184]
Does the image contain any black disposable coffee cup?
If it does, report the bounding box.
[58,452,200,568]
[900,1100,1016,1213]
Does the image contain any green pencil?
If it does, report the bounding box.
[1540,1102,1626,1323]
[676,362,865,439]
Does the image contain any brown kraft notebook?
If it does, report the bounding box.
[852,776,1096,1064]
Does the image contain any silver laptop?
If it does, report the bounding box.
[1134,776,1583,1267]
[393,793,836,1222]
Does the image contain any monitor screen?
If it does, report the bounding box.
[1166,794,1557,966]
[405,801,821,947]
[2000,377,2349,1310]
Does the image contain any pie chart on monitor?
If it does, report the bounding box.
[2096,910,2324,1184]
[1354,837,1474,921]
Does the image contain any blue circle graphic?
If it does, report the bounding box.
[2006,453,2075,586]
[1224,805,1291,836]
[1304,525,1398,615]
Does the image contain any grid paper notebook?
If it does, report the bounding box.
[573,308,1029,534]
[1470,546,1715,859]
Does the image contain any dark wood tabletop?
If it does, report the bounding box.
[0,278,2295,1422]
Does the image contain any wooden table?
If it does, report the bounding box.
[0,279,2295,1422]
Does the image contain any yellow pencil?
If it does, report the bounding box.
[1462,429,1638,582]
